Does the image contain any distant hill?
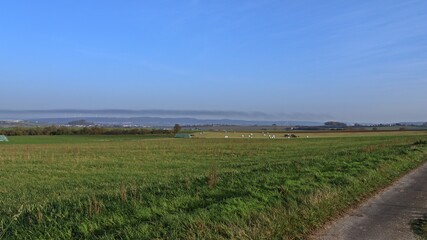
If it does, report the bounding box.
[68,120,95,126]
[0,120,36,127]
[398,122,427,126]
[27,117,322,127]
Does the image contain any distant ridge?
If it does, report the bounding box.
[27,117,322,127]
[0,109,332,121]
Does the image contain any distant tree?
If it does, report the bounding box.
[80,127,91,135]
[90,126,105,135]
[173,124,182,134]
[56,126,71,135]
[324,121,347,127]
[423,122,427,127]
[68,120,94,126]
[0,126,173,136]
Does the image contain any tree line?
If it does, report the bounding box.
[0,126,174,136]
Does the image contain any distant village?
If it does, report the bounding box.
[1,119,426,131]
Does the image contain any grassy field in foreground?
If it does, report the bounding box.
[1,134,170,145]
[0,132,427,239]
[195,130,427,139]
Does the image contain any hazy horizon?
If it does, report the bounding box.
[1,1,426,122]
[0,109,425,124]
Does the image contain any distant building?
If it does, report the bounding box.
[0,135,8,142]
[174,133,193,139]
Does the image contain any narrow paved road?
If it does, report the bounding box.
[313,161,427,240]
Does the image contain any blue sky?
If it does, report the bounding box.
[0,0,426,122]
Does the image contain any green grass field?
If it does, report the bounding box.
[1,132,427,239]
[195,130,427,139]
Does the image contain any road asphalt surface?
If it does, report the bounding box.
[312,161,427,240]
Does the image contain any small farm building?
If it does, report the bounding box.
[174,133,193,139]
[0,135,8,142]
